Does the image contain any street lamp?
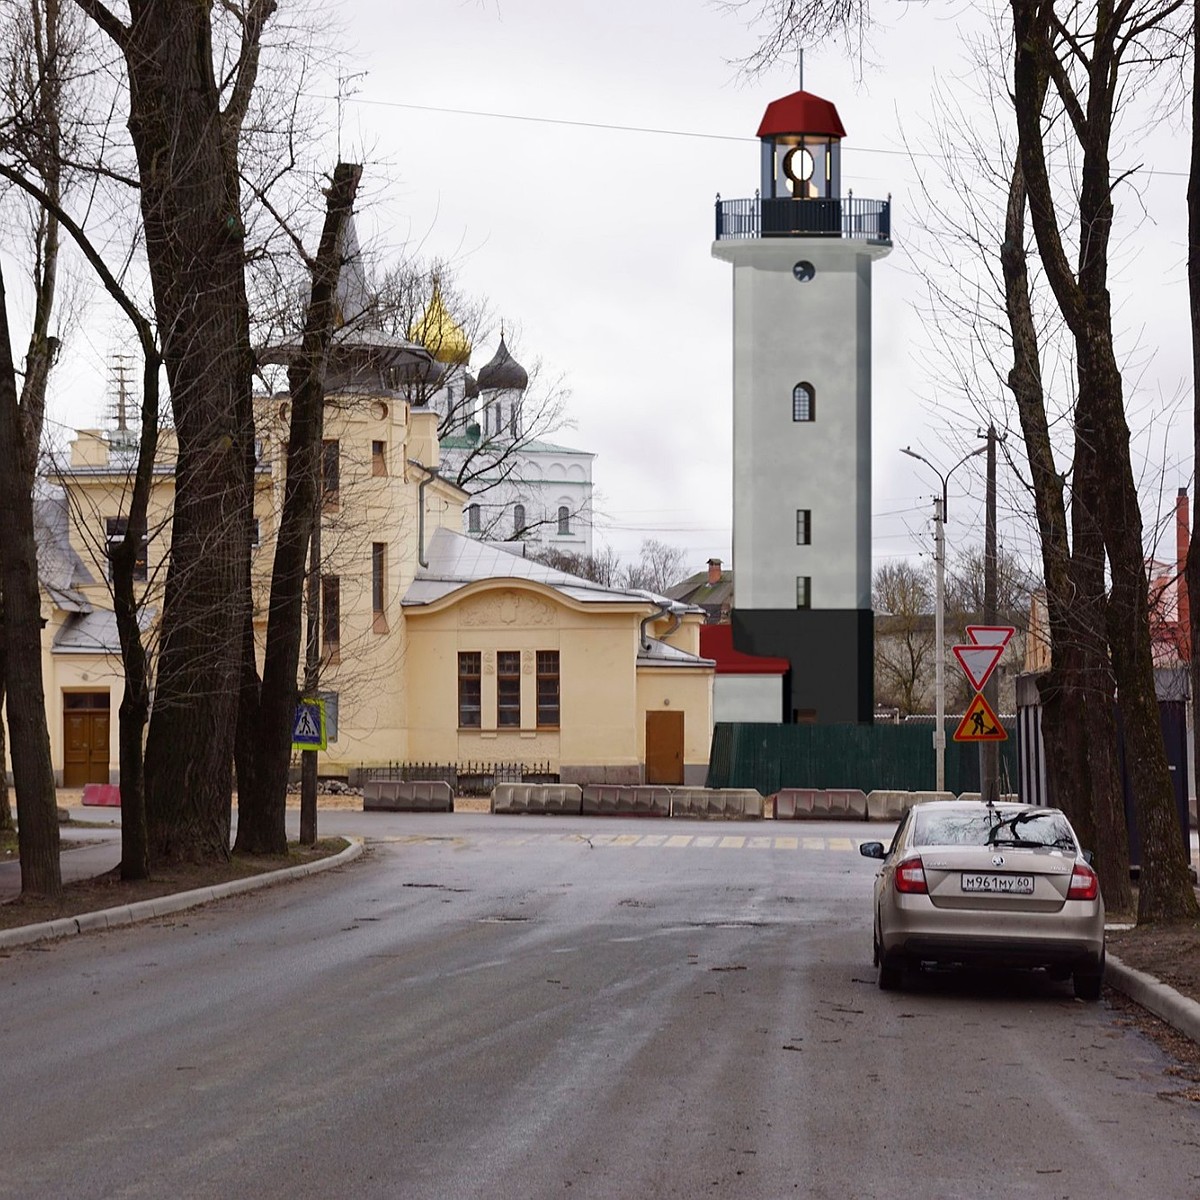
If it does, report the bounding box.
[900,445,987,792]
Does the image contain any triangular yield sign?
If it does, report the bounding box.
[952,693,1007,742]
[953,643,1004,692]
[966,624,1015,649]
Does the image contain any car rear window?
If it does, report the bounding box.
[912,808,1077,850]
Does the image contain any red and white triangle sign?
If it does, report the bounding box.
[953,642,1005,692]
[966,624,1014,649]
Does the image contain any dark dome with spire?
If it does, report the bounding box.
[477,334,528,392]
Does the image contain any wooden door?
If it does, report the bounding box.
[645,710,684,785]
[62,693,110,787]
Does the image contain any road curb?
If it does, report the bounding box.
[1107,954,1200,1045]
[0,837,365,951]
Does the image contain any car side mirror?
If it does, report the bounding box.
[859,841,885,860]
[1082,849,1095,866]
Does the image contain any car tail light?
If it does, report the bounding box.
[1068,863,1099,901]
[894,856,928,894]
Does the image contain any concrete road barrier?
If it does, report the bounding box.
[363,780,454,812]
[776,789,867,820]
[670,788,764,819]
[580,785,671,817]
[492,783,583,815]
[866,790,955,820]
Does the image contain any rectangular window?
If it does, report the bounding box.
[796,576,811,610]
[372,547,386,614]
[458,652,482,728]
[796,509,811,545]
[105,517,148,582]
[536,650,560,728]
[497,650,522,727]
[322,439,340,510]
[250,518,260,549]
[322,574,340,659]
[371,440,387,477]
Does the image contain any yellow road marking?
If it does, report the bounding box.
[612,834,640,845]
[637,835,667,847]
[694,836,719,848]
[828,837,853,851]
[803,837,824,850]
[665,835,693,847]
[719,836,745,849]
[774,836,799,849]
[747,837,772,849]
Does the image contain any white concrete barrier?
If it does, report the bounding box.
[670,788,764,819]
[363,780,454,812]
[776,789,867,820]
[492,783,583,815]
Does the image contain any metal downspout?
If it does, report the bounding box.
[408,460,440,569]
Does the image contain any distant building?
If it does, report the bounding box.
[405,285,595,555]
[667,558,734,623]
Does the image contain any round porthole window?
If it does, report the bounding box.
[793,260,816,283]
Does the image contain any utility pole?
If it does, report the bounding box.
[300,477,321,847]
[980,424,1004,804]
[902,444,986,793]
[933,494,946,792]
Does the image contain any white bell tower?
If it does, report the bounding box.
[712,88,891,724]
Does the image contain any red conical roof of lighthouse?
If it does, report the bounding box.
[756,90,846,139]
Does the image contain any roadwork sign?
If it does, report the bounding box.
[953,694,1007,742]
[292,698,327,751]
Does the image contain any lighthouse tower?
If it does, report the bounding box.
[712,89,892,723]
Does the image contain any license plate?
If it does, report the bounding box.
[961,873,1034,895]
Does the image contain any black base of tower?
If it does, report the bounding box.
[731,608,874,724]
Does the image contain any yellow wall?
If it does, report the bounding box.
[37,403,713,787]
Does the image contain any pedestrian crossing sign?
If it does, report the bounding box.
[292,698,327,751]
[952,694,1007,743]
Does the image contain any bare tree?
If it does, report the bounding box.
[873,560,934,717]
[624,539,689,595]
[234,161,362,856]
[71,0,277,864]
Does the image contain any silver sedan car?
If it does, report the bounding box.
[859,800,1106,999]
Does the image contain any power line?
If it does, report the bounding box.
[325,94,1192,178]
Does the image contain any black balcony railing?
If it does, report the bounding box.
[715,195,892,243]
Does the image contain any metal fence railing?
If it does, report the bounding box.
[715,194,892,243]
[359,761,559,796]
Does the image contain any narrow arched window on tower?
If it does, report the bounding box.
[557,506,571,535]
[513,503,526,535]
[792,382,815,422]
[468,503,481,533]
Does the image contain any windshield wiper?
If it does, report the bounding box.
[985,836,1048,849]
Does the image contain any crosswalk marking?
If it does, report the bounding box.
[383,832,876,852]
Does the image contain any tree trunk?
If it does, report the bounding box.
[112,1,270,864]
[1011,0,1195,922]
[999,148,1131,909]
[0,652,11,832]
[0,264,60,895]
[1187,0,1200,913]
[235,162,362,855]
[109,350,160,881]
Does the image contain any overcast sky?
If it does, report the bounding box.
[37,0,1197,580]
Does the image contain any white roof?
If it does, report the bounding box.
[403,528,669,607]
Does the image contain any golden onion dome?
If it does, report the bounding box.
[408,280,472,366]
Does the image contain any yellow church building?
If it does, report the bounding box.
[30,269,715,791]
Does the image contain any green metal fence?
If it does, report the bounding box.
[705,722,1019,796]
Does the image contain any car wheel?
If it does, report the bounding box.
[1073,950,1105,1002]
[878,950,904,992]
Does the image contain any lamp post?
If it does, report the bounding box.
[901,445,986,792]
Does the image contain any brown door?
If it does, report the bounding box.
[63,693,110,787]
[645,710,684,785]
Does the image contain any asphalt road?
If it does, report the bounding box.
[4,814,1199,1199]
